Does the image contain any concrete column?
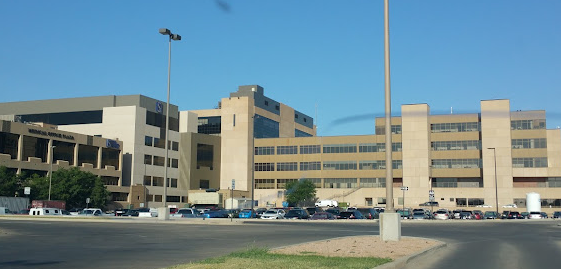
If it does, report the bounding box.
[17,134,23,161]
[47,139,54,164]
[97,147,102,169]
[73,144,79,167]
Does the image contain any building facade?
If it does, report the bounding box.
[0,95,183,208]
[251,100,561,213]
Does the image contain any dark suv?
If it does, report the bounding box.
[553,211,561,219]
[284,209,310,219]
[355,208,378,219]
[507,211,522,219]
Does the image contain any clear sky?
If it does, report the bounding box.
[1,0,560,136]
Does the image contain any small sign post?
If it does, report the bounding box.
[86,198,90,216]
[429,190,435,216]
[230,179,235,222]
[401,186,409,212]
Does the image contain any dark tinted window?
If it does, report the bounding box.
[20,111,103,125]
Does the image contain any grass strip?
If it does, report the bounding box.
[167,247,392,269]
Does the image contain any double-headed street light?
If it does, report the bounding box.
[159,28,181,207]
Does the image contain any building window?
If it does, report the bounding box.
[375,125,402,135]
[323,144,357,154]
[295,129,312,137]
[359,178,386,188]
[431,159,482,169]
[111,192,128,201]
[102,176,119,186]
[548,177,561,188]
[145,136,153,146]
[144,176,152,186]
[255,179,275,189]
[511,138,547,149]
[255,147,275,155]
[152,177,164,187]
[102,148,120,170]
[265,100,269,106]
[277,146,297,155]
[512,157,548,168]
[323,161,357,170]
[277,162,298,171]
[365,198,373,206]
[277,179,297,189]
[468,198,485,206]
[144,155,152,165]
[167,196,180,202]
[300,145,320,154]
[0,132,19,160]
[199,179,210,189]
[324,178,357,188]
[359,161,385,170]
[456,198,467,207]
[198,116,222,135]
[511,119,546,130]
[431,122,480,133]
[300,161,321,171]
[254,115,279,138]
[154,195,163,202]
[153,156,165,166]
[431,141,481,151]
[169,178,178,188]
[255,146,275,155]
[255,163,275,171]
[77,144,98,168]
[196,144,214,168]
[301,178,322,188]
[153,138,165,149]
[168,158,178,168]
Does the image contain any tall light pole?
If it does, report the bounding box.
[48,145,56,201]
[488,148,499,213]
[159,28,181,208]
[383,0,394,213]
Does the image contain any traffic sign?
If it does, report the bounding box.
[24,187,31,195]
[400,186,409,191]
[429,190,434,195]
[231,179,235,190]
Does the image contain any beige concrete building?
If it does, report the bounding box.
[0,119,124,206]
[249,100,561,214]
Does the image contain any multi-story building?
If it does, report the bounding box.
[251,100,561,213]
[0,95,182,208]
[0,119,123,204]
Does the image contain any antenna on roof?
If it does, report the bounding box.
[451,107,453,114]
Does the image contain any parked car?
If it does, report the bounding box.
[79,208,103,216]
[171,208,201,218]
[17,209,30,215]
[122,209,139,217]
[501,211,511,219]
[305,207,323,216]
[315,200,338,207]
[540,212,548,219]
[521,212,530,219]
[453,210,462,219]
[396,208,413,219]
[138,208,158,218]
[255,208,268,218]
[355,208,378,219]
[507,211,521,219]
[325,207,342,216]
[412,211,428,220]
[260,209,286,219]
[310,212,336,220]
[238,209,257,218]
[434,209,450,220]
[284,209,310,219]
[553,211,561,219]
[473,210,483,220]
[459,211,474,219]
[528,212,542,219]
[337,211,365,219]
[203,209,229,218]
[483,211,498,219]
[419,201,439,207]
[68,208,83,216]
[115,208,130,216]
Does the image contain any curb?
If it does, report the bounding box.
[374,239,447,269]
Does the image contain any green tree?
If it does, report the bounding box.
[28,167,110,209]
[0,166,21,197]
[285,179,317,207]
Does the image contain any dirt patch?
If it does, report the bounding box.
[271,235,442,260]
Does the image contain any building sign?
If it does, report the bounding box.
[106,139,120,149]
[156,102,163,113]
[28,128,75,140]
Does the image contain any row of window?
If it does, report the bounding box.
[255,143,403,155]
[145,195,187,203]
[431,178,484,188]
[145,136,179,151]
[431,122,480,133]
[143,176,178,188]
[375,125,402,135]
[144,154,179,168]
[432,140,481,151]
[511,119,546,130]
[512,158,548,168]
[431,159,482,169]
[254,178,392,189]
[512,138,547,149]
[255,160,404,171]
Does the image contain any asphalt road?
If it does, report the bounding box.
[1,218,560,269]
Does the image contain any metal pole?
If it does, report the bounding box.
[251,117,255,216]
[384,0,394,212]
[402,189,405,212]
[492,148,499,213]
[163,35,171,207]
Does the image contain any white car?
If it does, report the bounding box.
[476,205,493,208]
[171,208,201,218]
[434,209,450,220]
[78,208,104,216]
[138,208,158,217]
[528,212,543,219]
[260,209,286,219]
[502,204,518,208]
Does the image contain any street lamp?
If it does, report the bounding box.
[383,0,394,213]
[48,145,56,201]
[159,28,181,207]
[488,148,499,213]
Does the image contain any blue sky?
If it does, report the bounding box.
[1,0,560,136]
